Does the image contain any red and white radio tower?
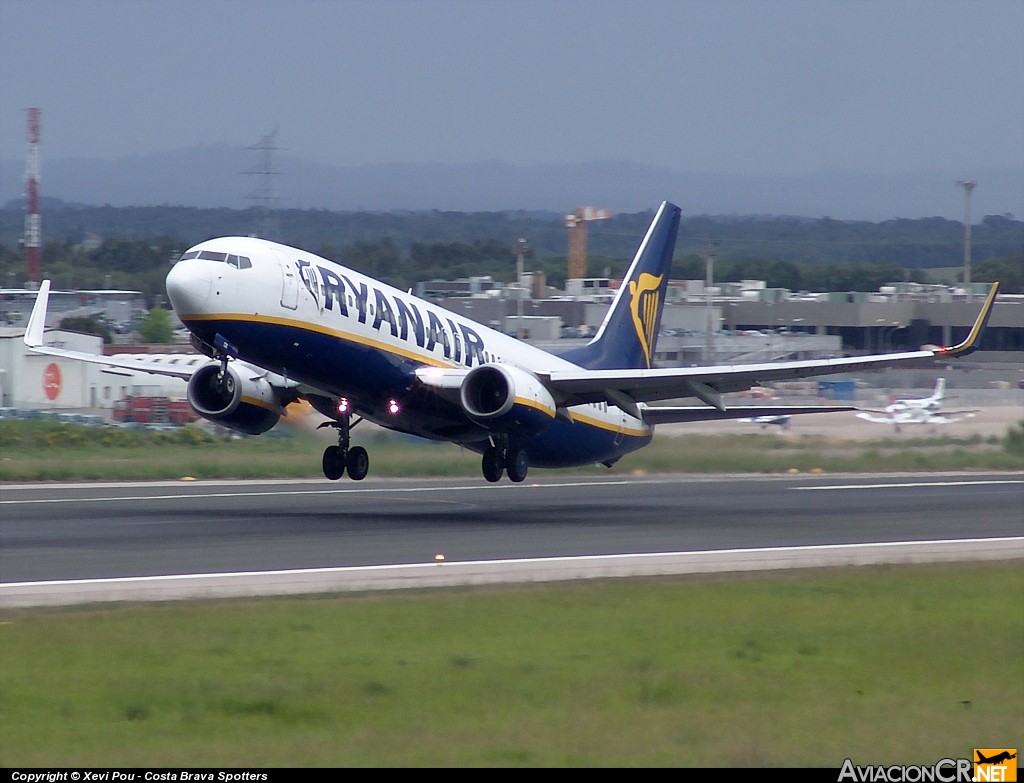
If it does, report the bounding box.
[24,108,42,284]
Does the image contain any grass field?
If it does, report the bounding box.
[2,420,1021,767]
[3,418,1024,481]
[1,563,1021,767]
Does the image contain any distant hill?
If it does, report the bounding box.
[1,146,1021,222]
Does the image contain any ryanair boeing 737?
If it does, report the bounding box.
[24,202,999,483]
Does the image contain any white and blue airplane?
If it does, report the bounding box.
[24,201,999,483]
[855,378,980,430]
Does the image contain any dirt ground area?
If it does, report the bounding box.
[657,404,1024,441]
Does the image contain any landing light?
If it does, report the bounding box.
[337,398,349,414]
[388,398,400,415]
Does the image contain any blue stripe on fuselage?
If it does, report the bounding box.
[182,315,650,469]
[184,316,415,400]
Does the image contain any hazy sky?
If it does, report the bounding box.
[1,0,1022,178]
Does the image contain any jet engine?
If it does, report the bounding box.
[187,362,281,435]
[459,364,557,434]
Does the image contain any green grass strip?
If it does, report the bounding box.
[1,563,1021,767]
[3,419,1024,481]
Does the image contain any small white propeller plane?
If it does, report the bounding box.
[24,201,999,483]
[855,378,980,431]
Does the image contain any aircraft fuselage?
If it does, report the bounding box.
[166,238,652,468]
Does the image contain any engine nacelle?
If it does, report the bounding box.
[459,364,557,434]
[187,363,281,435]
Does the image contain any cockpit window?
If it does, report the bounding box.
[182,249,252,268]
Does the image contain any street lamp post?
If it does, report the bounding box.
[956,180,977,300]
[703,240,715,364]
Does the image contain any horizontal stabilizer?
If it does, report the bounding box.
[641,404,853,426]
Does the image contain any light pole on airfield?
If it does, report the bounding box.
[956,180,977,299]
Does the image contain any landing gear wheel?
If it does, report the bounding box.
[322,445,346,480]
[318,405,371,481]
[346,445,369,481]
[482,447,504,483]
[506,448,529,483]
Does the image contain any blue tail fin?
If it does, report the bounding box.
[560,201,680,370]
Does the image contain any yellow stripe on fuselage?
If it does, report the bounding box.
[567,409,650,438]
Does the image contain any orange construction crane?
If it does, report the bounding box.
[564,206,611,280]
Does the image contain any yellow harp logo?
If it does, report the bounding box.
[629,272,663,368]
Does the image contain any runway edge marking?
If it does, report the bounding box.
[2,537,1021,609]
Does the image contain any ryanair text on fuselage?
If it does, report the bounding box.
[297,258,487,368]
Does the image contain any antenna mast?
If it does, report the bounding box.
[24,108,42,284]
[246,129,282,240]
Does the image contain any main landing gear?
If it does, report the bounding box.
[318,410,368,481]
[481,437,529,483]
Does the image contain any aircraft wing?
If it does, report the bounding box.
[26,344,200,380]
[856,412,898,424]
[925,412,977,424]
[413,367,857,424]
[540,282,998,417]
[23,280,303,395]
[24,281,198,380]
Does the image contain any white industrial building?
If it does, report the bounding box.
[0,327,191,413]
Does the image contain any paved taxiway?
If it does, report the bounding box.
[2,473,1022,607]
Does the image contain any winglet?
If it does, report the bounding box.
[24,279,52,348]
[937,282,999,357]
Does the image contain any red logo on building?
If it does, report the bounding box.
[43,362,62,401]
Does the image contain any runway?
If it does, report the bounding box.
[2,472,1022,607]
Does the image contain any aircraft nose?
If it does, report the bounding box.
[165,259,212,315]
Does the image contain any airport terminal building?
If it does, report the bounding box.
[1,278,1021,416]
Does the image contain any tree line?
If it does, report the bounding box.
[0,206,1020,306]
